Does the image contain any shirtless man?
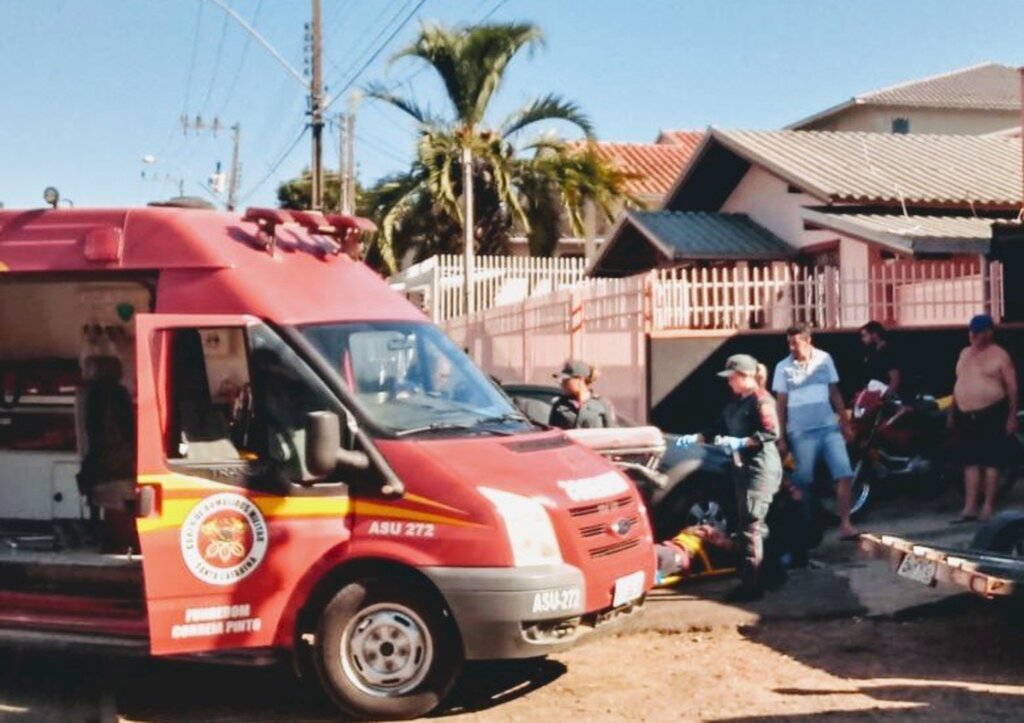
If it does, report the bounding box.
[951,314,1018,522]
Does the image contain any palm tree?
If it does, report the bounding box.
[366,22,637,270]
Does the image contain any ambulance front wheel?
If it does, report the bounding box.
[314,577,462,720]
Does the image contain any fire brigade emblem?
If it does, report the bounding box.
[181,493,269,585]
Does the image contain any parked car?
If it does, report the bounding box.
[502,383,737,540]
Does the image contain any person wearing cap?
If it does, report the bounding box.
[548,360,614,429]
[679,354,782,600]
[951,314,1018,523]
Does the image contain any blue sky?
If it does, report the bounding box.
[1,0,1023,210]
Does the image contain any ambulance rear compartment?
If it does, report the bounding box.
[0,276,153,644]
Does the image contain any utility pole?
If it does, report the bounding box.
[338,112,347,213]
[342,94,358,213]
[462,146,475,315]
[178,115,239,209]
[227,123,242,211]
[308,0,325,210]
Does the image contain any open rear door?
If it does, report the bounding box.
[135,313,351,655]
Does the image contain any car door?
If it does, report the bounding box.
[134,313,352,655]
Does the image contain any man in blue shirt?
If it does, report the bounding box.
[772,324,858,542]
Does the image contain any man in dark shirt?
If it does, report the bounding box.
[860,320,900,396]
[548,360,614,429]
[680,354,783,600]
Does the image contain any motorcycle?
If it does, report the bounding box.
[844,380,954,517]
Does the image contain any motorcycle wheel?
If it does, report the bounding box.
[818,459,872,521]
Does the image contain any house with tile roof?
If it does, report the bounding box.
[592,128,1019,277]
[506,130,703,259]
[789,62,1021,135]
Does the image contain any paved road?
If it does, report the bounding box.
[0,486,1017,722]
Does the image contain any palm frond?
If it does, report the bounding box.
[392,22,542,128]
[501,94,594,140]
[364,82,436,125]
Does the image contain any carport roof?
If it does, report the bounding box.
[588,211,795,277]
[802,209,995,254]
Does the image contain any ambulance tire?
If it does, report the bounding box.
[314,577,461,721]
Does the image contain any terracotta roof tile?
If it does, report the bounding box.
[655,129,706,152]
[586,136,703,198]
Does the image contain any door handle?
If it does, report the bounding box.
[137,483,161,518]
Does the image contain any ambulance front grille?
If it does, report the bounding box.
[568,495,632,518]
[579,516,641,539]
[589,537,641,559]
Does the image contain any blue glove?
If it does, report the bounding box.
[715,435,748,453]
[675,434,700,447]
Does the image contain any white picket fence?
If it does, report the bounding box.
[389,254,588,321]
[651,260,1003,331]
[437,257,1002,421]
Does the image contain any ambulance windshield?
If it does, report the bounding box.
[301,322,533,437]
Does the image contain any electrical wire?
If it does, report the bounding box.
[237,126,309,205]
[199,0,235,113]
[324,0,429,112]
[357,132,412,165]
[480,0,511,22]
[149,0,206,169]
[325,0,404,82]
[214,0,265,119]
[324,0,350,36]
[182,0,205,116]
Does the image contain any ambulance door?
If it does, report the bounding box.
[135,314,352,655]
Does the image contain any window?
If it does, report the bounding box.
[891,117,910,134]
[163,325,345,486]
[302,322,530,437]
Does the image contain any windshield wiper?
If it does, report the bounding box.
[475,412,537,427]
[394,422,477,438]
[395,413,528,438]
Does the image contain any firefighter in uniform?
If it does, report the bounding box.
[678,354,783,600]
[548,360,614,429]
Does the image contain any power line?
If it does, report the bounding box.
[238,127,309,205]
[357,132,410,165]
[324,0,429,112]
[214,0,265,118]
[198,0,234,112]
[182,0,205,114]
[480,0,512,22]
[325,0,404,82]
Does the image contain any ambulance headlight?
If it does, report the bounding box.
[479,487,562,567]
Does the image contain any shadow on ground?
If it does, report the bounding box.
[0,649,566,722]
[718,595,1024,722]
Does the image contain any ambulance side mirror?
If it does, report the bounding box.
[306,411,371,479]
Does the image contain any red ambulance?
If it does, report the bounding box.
[0,205,654,719]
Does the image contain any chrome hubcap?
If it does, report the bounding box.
[340,603,433,697]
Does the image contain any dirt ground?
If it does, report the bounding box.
[435,598,1024,723]
[0,595,1021,722]
[0,492,1020,722]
